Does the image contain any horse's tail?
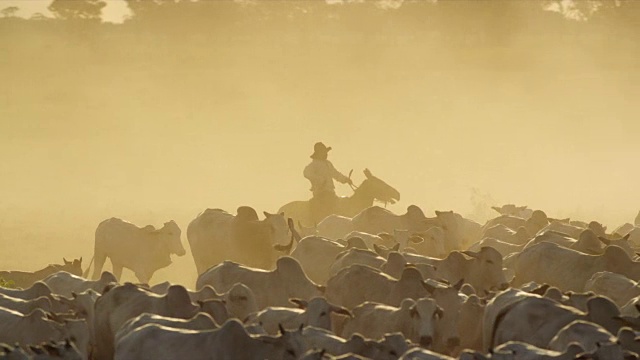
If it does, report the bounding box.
[82,256,95,278]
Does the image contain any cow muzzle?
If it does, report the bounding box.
[419,336,433,347]
[447,337,460,348]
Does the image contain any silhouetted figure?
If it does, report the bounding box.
[304,142,352,222]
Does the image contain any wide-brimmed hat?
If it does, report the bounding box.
[310,142,332,158]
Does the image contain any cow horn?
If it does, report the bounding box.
[423,281,437,293]
[331,305,353,318]
[409,305,419,318]
[289,298,307,309]
[462,250,480,259]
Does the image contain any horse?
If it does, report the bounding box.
[278,168,400,228]
[0,258,82,289]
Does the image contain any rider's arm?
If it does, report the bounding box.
[328,161,350,184]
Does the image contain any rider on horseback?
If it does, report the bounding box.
[304,142,353,221]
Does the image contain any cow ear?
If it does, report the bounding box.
[623,233,631,241]
[79,257,83,263]
[331,305,353,318]
[529,284,550,296]
[434,306,444,319]
[263,211,272,218]
[453,279,465,290]
[63,258,70,265]
[409,236,424,244]
[289,298,307,309]
[392,243,400,251]
[409,306,419,318]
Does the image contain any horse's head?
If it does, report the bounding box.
[357,168,400,204]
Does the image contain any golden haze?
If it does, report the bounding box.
[0,0,638,286]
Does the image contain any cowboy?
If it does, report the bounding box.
[304,142,353,221]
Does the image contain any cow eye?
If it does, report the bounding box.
[286,349,295,356]
[486,260,494,265]
[320,311,327,317]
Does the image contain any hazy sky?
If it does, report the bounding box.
[1,0,639,283]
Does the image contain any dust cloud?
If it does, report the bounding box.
[1,0,638,286]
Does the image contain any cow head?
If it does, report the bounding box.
[290,297,352,331]
[462,247,509,293]
[62,258,83,276]
[263,211,291,247]
[425,283,465,354]
[400,298,442,348]
[161,220,185,257]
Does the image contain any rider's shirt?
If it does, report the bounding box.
[303,159,350,194]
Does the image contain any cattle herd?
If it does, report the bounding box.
[2,203,640,359]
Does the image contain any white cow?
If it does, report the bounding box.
[0,281,52,300]
[115,312,217,345]
[341,298,443,348]
[0,293,52,315]
[328,248,386,277]
[0,307,89,358]
[246,297,351,334]
[43,271,117,298]
[548,320,617,354]
[92,283,200,360]
[187,208,291,274]
[512,242,640,291]
[114,319,306,360]
[86,218,185,283]
[290,236,354,285]
[196,257,324,309]
[316,215,355,240]
[489,341,584,360]
[584,271,640,308]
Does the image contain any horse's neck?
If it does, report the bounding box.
[347,182,376,212]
